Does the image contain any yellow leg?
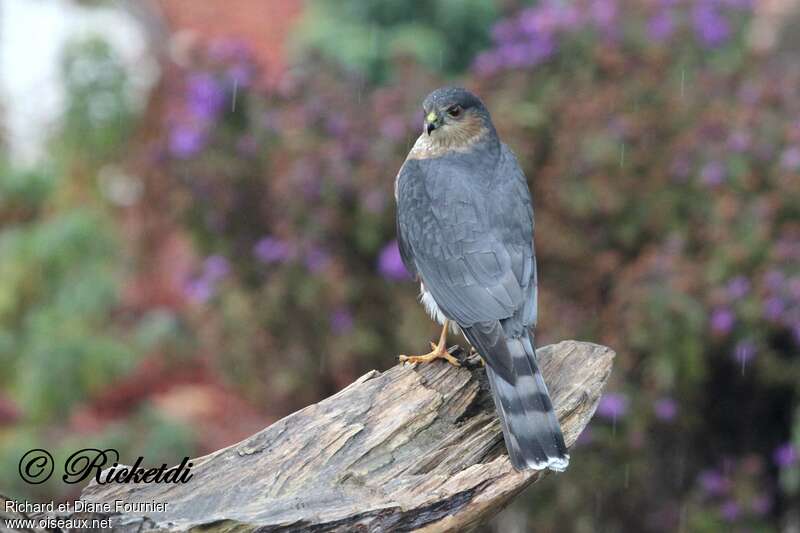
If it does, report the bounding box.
[399,319,461,367]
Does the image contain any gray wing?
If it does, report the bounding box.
[396,145,537,334]
[395,161,419,281]
[398,147,568,471]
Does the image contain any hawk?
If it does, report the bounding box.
[394,87,569,472]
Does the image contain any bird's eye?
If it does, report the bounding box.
[446,105,462,118]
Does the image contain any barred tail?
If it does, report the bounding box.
[464,324,569,471]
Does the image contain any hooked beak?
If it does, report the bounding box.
[425,111,440,135]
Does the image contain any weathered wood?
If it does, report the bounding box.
[39,340,613,532]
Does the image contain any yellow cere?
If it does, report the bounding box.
[426,111,437,124]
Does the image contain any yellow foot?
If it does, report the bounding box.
[399,342,461,367]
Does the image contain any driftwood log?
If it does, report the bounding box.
[7,340,614,532]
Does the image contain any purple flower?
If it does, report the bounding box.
[700,161,726,186]
[227,63,254,88]
[710,307,735,335]
[184,255,229,303]
[725,276,750,300]
[491,20,518,44]
[556,4,582,30]
[305,246,331,274]
[498,43,530,68]
[653,397,678,421]
[325,114,350,137]
[698,469,730,495]
[521,6,550,34]
[589,0,618,31]
[330,307,354,335]
[733,339,757,364]
[186,73,226,121]
[168,125,206,159]
[727,131,751,152]
[343,138,368,160]
[203,255,230,282]
[773,442,798,468]
[647,11,675,42]
[596,392,629,420]
[378,240,411,281]
[520,3,574,36]
[693,3,731,48]
[720,500,740,522]
[184,277,213,303]
[763,297,785,321]
[528,36,557,62]
[780,146,800,170]
[253,236,291,264]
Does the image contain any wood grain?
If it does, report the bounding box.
[17,340,613,533]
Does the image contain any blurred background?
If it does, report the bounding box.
[0,0,798,530]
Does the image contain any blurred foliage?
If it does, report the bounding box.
[291,0,515,82]
[0,36,193,502]
[58,38,136,163]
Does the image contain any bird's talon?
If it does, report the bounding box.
[398,320,460,367]
[397,347,461,367]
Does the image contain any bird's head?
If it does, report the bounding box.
[421,87,493,148]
